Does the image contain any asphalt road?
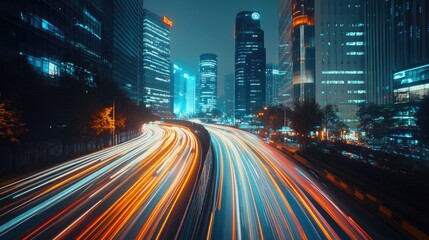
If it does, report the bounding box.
[0,123,201,239]
[205,124,401,239]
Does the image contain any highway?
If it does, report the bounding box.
[0,123,201,239]
[205,124,399,239]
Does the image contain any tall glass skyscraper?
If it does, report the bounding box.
[315,0,366,128]
[111,0,144,104]
[278,0,294,107]
[266,64,283,106]
[171,63,191,117]
[0,0,108,86]
[142,9,172,117]
[235,11,266,120]
[199,53,218,115]
[186,75,196,116]
[224,73,235,118]
[292,0,315,102]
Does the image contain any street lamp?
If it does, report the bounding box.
[112,98,115,146]
[282,107,287,147]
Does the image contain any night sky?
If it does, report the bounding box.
[144,0,279,96]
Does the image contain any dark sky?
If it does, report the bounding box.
[144,0,279,94]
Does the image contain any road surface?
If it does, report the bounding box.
[0,123,201,239]
[205,124,399,239]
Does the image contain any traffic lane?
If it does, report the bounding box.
[0,123,201,239]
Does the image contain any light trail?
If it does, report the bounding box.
[206,124,371,240]
[0,123,201,239]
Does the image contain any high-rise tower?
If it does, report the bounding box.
[235,11,266,120]
[292,0,315,102]
[142,10,172,117]
[199,53,218,115]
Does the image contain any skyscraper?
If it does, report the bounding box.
[0,1,108,86]
[186,75,197,116]
[315,0,366,127]
[111,0,144,104]
[235,11,266,120]
[224,73,235,118]
[364,0,394,105]
[171,64,189,117]
[199,53,218,115]
[292,0,315,102]
[266,64,283,106]
[142,9,172,117]
[278,0,294,107]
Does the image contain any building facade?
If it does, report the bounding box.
[186,75,196,116]
[171,64,189,117]
[224,73,235,118]
[111,0,144,104]
[278,0,294,107]
[0,0,109,86]
[266,64,283,106]
[235,11,266,120]
[315,0,366,127]
[292,0,315,102]
[142,9,172,117]
[199,53,218,115]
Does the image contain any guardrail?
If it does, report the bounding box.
[274,143,429,240]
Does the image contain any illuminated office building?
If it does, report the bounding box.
[186,75,197,116]
[224,73,235,117]
[235,11,266,120]
[292,0,315,102]
[172,63,192,117]
[315,0,366,127]
[266,64,283,106]
[0,1,109,86]
[278,0,294,106]
[199,53,218,115]
[142,9,172,117]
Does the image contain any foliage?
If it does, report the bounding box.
[290,100,323,145]
[321,104,349,137]
[0,99,27,143]
[416,96,429,143]
[258,106,288,131]
[357,103,401,140]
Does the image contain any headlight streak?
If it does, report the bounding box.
[0,123,202,239]
[205,124,371,240]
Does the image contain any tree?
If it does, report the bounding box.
[0,99,27,143]
[322,104,349,139]
[357,103,400,142]
[416,96,429,143]
[290,100,323,146]
[90,107,126,135]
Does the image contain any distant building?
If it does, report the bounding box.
[266,64,283,106]
[199,53,218,115]
[315,0,366,128]
[0,1,110,86]
[278,0,294,107]
[235,11,266,120]
[224,73,235,117]
[292,0,315,102]
[186,75,197,116]
[171,64,189,117]
[142,9,172,117]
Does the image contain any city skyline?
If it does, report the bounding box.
[143,0,279,80]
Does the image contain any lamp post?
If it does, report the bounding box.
[112,98,115,146]
[283,107,287,147]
